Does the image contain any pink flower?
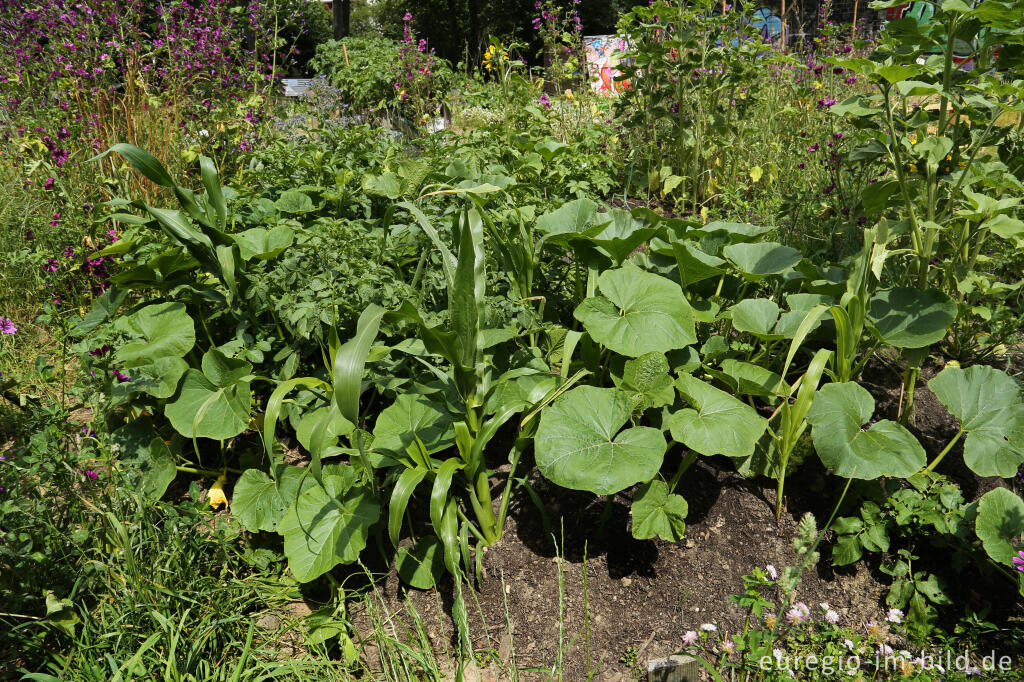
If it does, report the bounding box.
[1012,550,1024,572]
[43,176,55,190]
[403,11,413,21]
[0,317,17,334]
[84,469,98,479]
[682,630,698,645]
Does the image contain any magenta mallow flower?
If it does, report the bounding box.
[112,370,130,383]
[1013,550,1024,572]
[0,317,16,334]
[403,10,412,21]
[43,176,55,190]
[84,469,98,479]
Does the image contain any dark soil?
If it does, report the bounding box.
[344,354,1021,680]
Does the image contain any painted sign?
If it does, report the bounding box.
[584,35,631,96]
[751,8,783,42]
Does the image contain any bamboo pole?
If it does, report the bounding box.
[851,0,859,42]
[342,41,350,66]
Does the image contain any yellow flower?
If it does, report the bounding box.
[564,88,574,101]
[208,472,228,510]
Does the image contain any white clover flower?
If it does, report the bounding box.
[700,623,717,632]
[825,609,840,624]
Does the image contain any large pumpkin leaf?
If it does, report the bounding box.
[690,221,773,242]
[927,365,1024,477]
[589,209,659,265]
[165,349,252,440]
[274,189,316,214]
[631,480,688,542]
[233,226,294,260]
[667,374,768,457]
[723,242,801,279]
[716,359,789,400]
[806,382,925,479]
[372,393,455,458]
[671,240,725,286]
[111,356,188,400]
[279,465,380,582]
[867,287,957,348]
[574,264,696,357]
[535,198,600,242]
[615,351,676,412]
[114,302,196,367]
[233,469,288,532]
[535,386,666,495]
[729,298,782,338]
[975,488,1024,564]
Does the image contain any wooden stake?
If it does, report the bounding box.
[781,0,787,52]
[342,41,350,67]
[852,0,859,42]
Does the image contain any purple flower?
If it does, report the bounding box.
[43,258,59,272]
[538,94,551,110]
[84,469,98,479]
[403,10,413,21]
[112,370,130,383]
[88,345,112,356]
[825,609,840,624]
[80,426,96,437]
[43,176,55,190]
[833,132,844,140]
[0,318,16,334]
[808,143,820,152]
[1013,550,1024,572]
[50,213,60,227]
[63,246,76,258]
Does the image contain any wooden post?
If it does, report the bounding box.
[851,0,859,42]
[781,0,787,52]
[342,41,350,67]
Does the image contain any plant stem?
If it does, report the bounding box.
[923,430,964,473]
